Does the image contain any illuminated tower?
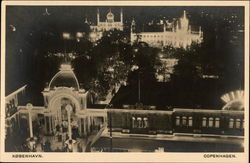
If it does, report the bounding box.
[180,10,189,32]
[199,26,203,37]
[131,18,136,33]
[120,8,123,24]
[97,8,100,25]
[107,9,114,23]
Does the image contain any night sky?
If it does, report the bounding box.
[6,6,244,30]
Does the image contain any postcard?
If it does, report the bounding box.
[1,1,249,162]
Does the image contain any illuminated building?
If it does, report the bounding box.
[88,9,124,42]
[130,10,203,48]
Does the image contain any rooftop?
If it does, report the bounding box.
[48,64,80,90]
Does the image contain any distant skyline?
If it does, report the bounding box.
[7,6,244,28]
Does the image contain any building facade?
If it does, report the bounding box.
[105,107,244,136]
[88,9,124,42]
[130,10,203,49]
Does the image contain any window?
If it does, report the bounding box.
[143,117,148,128]
[132,117,149,129]
[229,118,234,128]
[215,118,220,128]
[236,119,241,129]
[132,117,136,128]
[137,117,142,128]
[182,116,187,126]
[175,116,180,126]
[188,117,193,127]
[242,120,244,129]
[208,117,214,127]
[202,117,207,127]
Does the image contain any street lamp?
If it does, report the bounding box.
[131,65,141,105]
[64,104,78,152]
[65,104,72,140]
[109,104,113,152]
[26,103,36,151]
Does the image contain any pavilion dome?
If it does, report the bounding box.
[49,64,80,90]
[221,90,244,111]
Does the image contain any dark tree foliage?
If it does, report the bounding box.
[169,19,244,108]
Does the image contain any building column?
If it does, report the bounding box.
[87,116,91,132]
[17,113,21,129]
[52,116,55,134]
[78,118,82,136]
[26,103,33,138]
[83,118,87,136]
[48,116,52,134]
[92,117,95,128]
[44,116,48,134]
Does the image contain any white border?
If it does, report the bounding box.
[1,1,249,162]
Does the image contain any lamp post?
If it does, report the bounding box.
[138,71,141,103]
[65,104,72,140]
[26,103,37,152]
[62,32,70,63]
[26,103,33,138]
[109,104,113,152]
[131,65,141,104]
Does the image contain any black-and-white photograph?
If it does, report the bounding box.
[1,1,248,159]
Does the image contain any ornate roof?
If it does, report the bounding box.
[49,64,80,90]
[107,10,114,21]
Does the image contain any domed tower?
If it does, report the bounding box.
[106,9,114,23]
[42,64,88,133]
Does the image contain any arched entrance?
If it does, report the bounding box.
[47,93,81,139]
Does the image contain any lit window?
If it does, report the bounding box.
[188,117,193,127]
[143,117,148,128]
[182,116,187,126]
[137,117,142,128]
[132,117,136,128]
[215,118,220,128]
[202,117,207,127]
[229,118,234,128]
[176,116,180,126]
[208,117,214,127]
[236,119,241,129]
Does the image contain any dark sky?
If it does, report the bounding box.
[6,6,244,28]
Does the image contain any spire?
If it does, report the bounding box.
[183,10,186,19]
[43,8,51,16]
[176,21,179,32]
[97,8,100,25]
[163,23,166,32]
[180,10,189,32]
[199,26,202,37]
[131,18,136,33]
[120,8,123,24]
